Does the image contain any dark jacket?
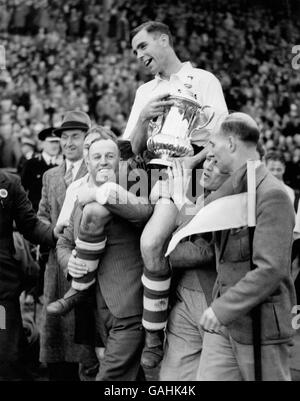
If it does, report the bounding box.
[0,170,55,365]
[21,153,56,212]
[0,170,54,300]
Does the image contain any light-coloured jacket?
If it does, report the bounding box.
[38,160,88,363]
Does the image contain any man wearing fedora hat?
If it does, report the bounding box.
[38,110,91,381]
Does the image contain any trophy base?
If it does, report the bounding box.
[146,134,194,168]
[148,158,173,168]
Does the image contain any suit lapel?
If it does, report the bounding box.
[74,161,88,181]
[54,160,87,208]
[53,162,68,207]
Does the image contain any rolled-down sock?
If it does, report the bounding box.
[141,267,171,331]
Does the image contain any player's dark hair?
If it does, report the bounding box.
[131,21,174,48]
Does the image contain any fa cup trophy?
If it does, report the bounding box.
[147,77,215,166]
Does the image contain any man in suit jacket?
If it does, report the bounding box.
[38,111,90,381]
[56,136,152,380]
[197,113,296,381]
[0,170,57,380]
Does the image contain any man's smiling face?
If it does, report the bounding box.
[60,129,85,162]
[88,139,119,186]
[131,29,165,75]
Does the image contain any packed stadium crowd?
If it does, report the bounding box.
[0,0,299,188]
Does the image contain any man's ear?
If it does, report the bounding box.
[228,135,236,153]
[159,34,169,47]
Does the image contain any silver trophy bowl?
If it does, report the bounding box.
[147,89,215,167]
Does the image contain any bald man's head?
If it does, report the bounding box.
[220,112,260,145]
[209,112,261,174]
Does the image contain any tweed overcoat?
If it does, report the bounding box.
[37,161,88,363]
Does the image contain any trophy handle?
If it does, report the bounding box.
[190,105,215,136]
[148,115,164,137]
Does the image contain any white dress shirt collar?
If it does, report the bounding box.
[42,151,54,165]
[155,61,194,82]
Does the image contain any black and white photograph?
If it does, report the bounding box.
[0,0,299,386]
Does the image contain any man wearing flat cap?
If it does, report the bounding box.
[38,111,91,381]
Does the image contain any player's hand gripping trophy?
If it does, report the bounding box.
[147,76,215,167]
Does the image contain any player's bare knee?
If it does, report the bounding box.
[140,230,163,259]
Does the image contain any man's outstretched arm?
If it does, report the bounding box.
[76,183,154,227]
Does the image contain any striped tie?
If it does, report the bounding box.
[64,163,74,187]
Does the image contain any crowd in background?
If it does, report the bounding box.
[0,0,299,189]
